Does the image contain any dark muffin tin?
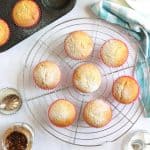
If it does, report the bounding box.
[0,0,76,52]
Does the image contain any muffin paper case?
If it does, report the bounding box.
[91,0,150,117]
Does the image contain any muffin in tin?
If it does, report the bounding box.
[12,0,41,28]
[0,19,10,46]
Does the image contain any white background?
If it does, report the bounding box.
[0,0,150,150]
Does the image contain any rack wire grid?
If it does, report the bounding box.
[20,18,147,146]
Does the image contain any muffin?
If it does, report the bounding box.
[48,99,76,127]
[64,31,93,60]
[33,61,61,90]
[100,39,128,67]
[83,99,112,128]
[12,0,40,28]
[73,63,101,93]
[0,19,10,46]
[112,76,139,104]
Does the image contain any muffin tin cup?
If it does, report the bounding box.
[41,0,73,10]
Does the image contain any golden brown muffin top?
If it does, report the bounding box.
[73,63,101,93]
[65,31,93,59]
[33,61,61,90]
[100,39,128,67]
[112,76,139,104]
[83,99,112,128]
[48,99,76,127]
[0,19,10,46]
[12,0,40,28]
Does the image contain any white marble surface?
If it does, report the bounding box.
[0,0,150,150]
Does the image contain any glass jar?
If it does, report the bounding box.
[2,122,34,150]
[123,130,150,150]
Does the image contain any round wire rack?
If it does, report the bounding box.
[20,18,146,146]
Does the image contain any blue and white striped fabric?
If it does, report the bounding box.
[91,0,150,117]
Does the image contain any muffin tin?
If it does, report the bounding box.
[0,0,76,52]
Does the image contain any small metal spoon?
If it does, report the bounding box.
[132,139,150,150]
[0,95,20,110]
[0,88,22,115]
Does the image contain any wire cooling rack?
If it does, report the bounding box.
[20,18,147,146]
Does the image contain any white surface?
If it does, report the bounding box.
[125,0,150,15]
[0,0,150,150]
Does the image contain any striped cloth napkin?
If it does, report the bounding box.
[91,0,150,117]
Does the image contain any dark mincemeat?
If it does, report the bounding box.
[6,131,28,150]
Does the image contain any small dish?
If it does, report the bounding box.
[0,87,22,115]
[123,130,150,150]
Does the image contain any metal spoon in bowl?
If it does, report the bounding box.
[132,139,150,150]
[0,88,22,115]
[0,94,20,110]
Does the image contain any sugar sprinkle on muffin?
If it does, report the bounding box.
[0,19,10,46]
[64,31,93,60]
[100,39,128,67]
[12,0,40,28]
[73,63,101,93]
[83,99,112,128]
[112,76,139,104]
[33,61,61,90]
[48,99,76,127]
